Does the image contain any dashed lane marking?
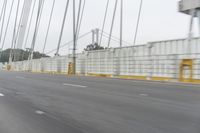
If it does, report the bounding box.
[35,110,45,115]
[16,76,25,79]
[139,94,148,97]
[63,83,87,88]
[0,93,4,97]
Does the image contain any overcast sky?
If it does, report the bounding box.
[0,0,199,55]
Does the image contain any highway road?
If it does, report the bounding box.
[0,71,200,133]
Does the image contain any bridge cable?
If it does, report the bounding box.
[14,0,26,48]
[102,34,124,46]
[133,0,143,46]
[120,0,123,47]
[77,0,86,39]
[29,0,44,60]
[102,33,130,46]
[0,0,15,52]
[34,0,45,40]
[0,0,7,46]
[100,30,132,46]
[0,0,6,23]
[75,0,85,48]
[23,0,37,50]
[99,0,110,46]
[22,0,37,60]
[76,0,82,35]
[13,0,26,61]
[9,0,20,62]
[29,0,45,52]
[55,0,70,56]
[107,0,118,48]
[42,0,55,54]
[45,31,91,55]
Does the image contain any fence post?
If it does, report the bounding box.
[147,43,153,80]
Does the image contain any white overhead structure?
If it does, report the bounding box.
[179,0,200,15]
[16,0,33,49]
[179,0,200,53]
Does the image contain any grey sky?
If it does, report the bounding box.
[0,0,198,55]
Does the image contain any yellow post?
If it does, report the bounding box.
[179,59,193,82]
[6,65,11,71]
[68,62,74,75]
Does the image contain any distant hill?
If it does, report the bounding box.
[0,49,49,63]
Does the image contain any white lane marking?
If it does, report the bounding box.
[35,110,45,115]
[63,83,87,88]
[0,93,4,97]
[139,94,148,97]
[16,76,25,79]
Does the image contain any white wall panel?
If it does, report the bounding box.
[10,37,200,80]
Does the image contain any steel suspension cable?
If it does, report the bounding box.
[0,0,6,23]
[27,0,44,59]
[23,0,37,50]
[0,1,6,60]
[101,32,132,46]
[29,0,43,60]
[45,31,91,55]
[21,0,36,61]
[100,29,132,44]
[14,0,26,47]
[76,0,82,35]
[0,0,7,45]
[75,0,84,47]
[72,0,76,74]
[9,0,20,62]
[77,0,86,38]
[55,0,70,56]
[120,0,123,47]
[0,0,15,51]
[99,0,110,46]
[133,0,143,46]
[34,0,45,38]
[42,0,55,54]
[29,0,44,53]
[107,0,118,48]
[102,34,125,46]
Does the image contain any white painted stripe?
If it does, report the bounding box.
[139,94,148,97]
[0,93,4,97]
[16,76,25,79]
[63,83,87,88]
[35,110,45,115]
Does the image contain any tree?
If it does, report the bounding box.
[0,49,49,63]
[84,43,105,51]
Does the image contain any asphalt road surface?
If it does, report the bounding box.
[0,71,200,133]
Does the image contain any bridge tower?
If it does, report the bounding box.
[179,0,200,53]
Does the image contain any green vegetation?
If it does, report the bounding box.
[0,49,49,63]
[84,43,105,51]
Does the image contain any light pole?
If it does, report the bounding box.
[120,0,123,47]
[72,0,76,74]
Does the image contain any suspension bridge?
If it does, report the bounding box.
[0,0,199,83]
[0,0,200,133]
